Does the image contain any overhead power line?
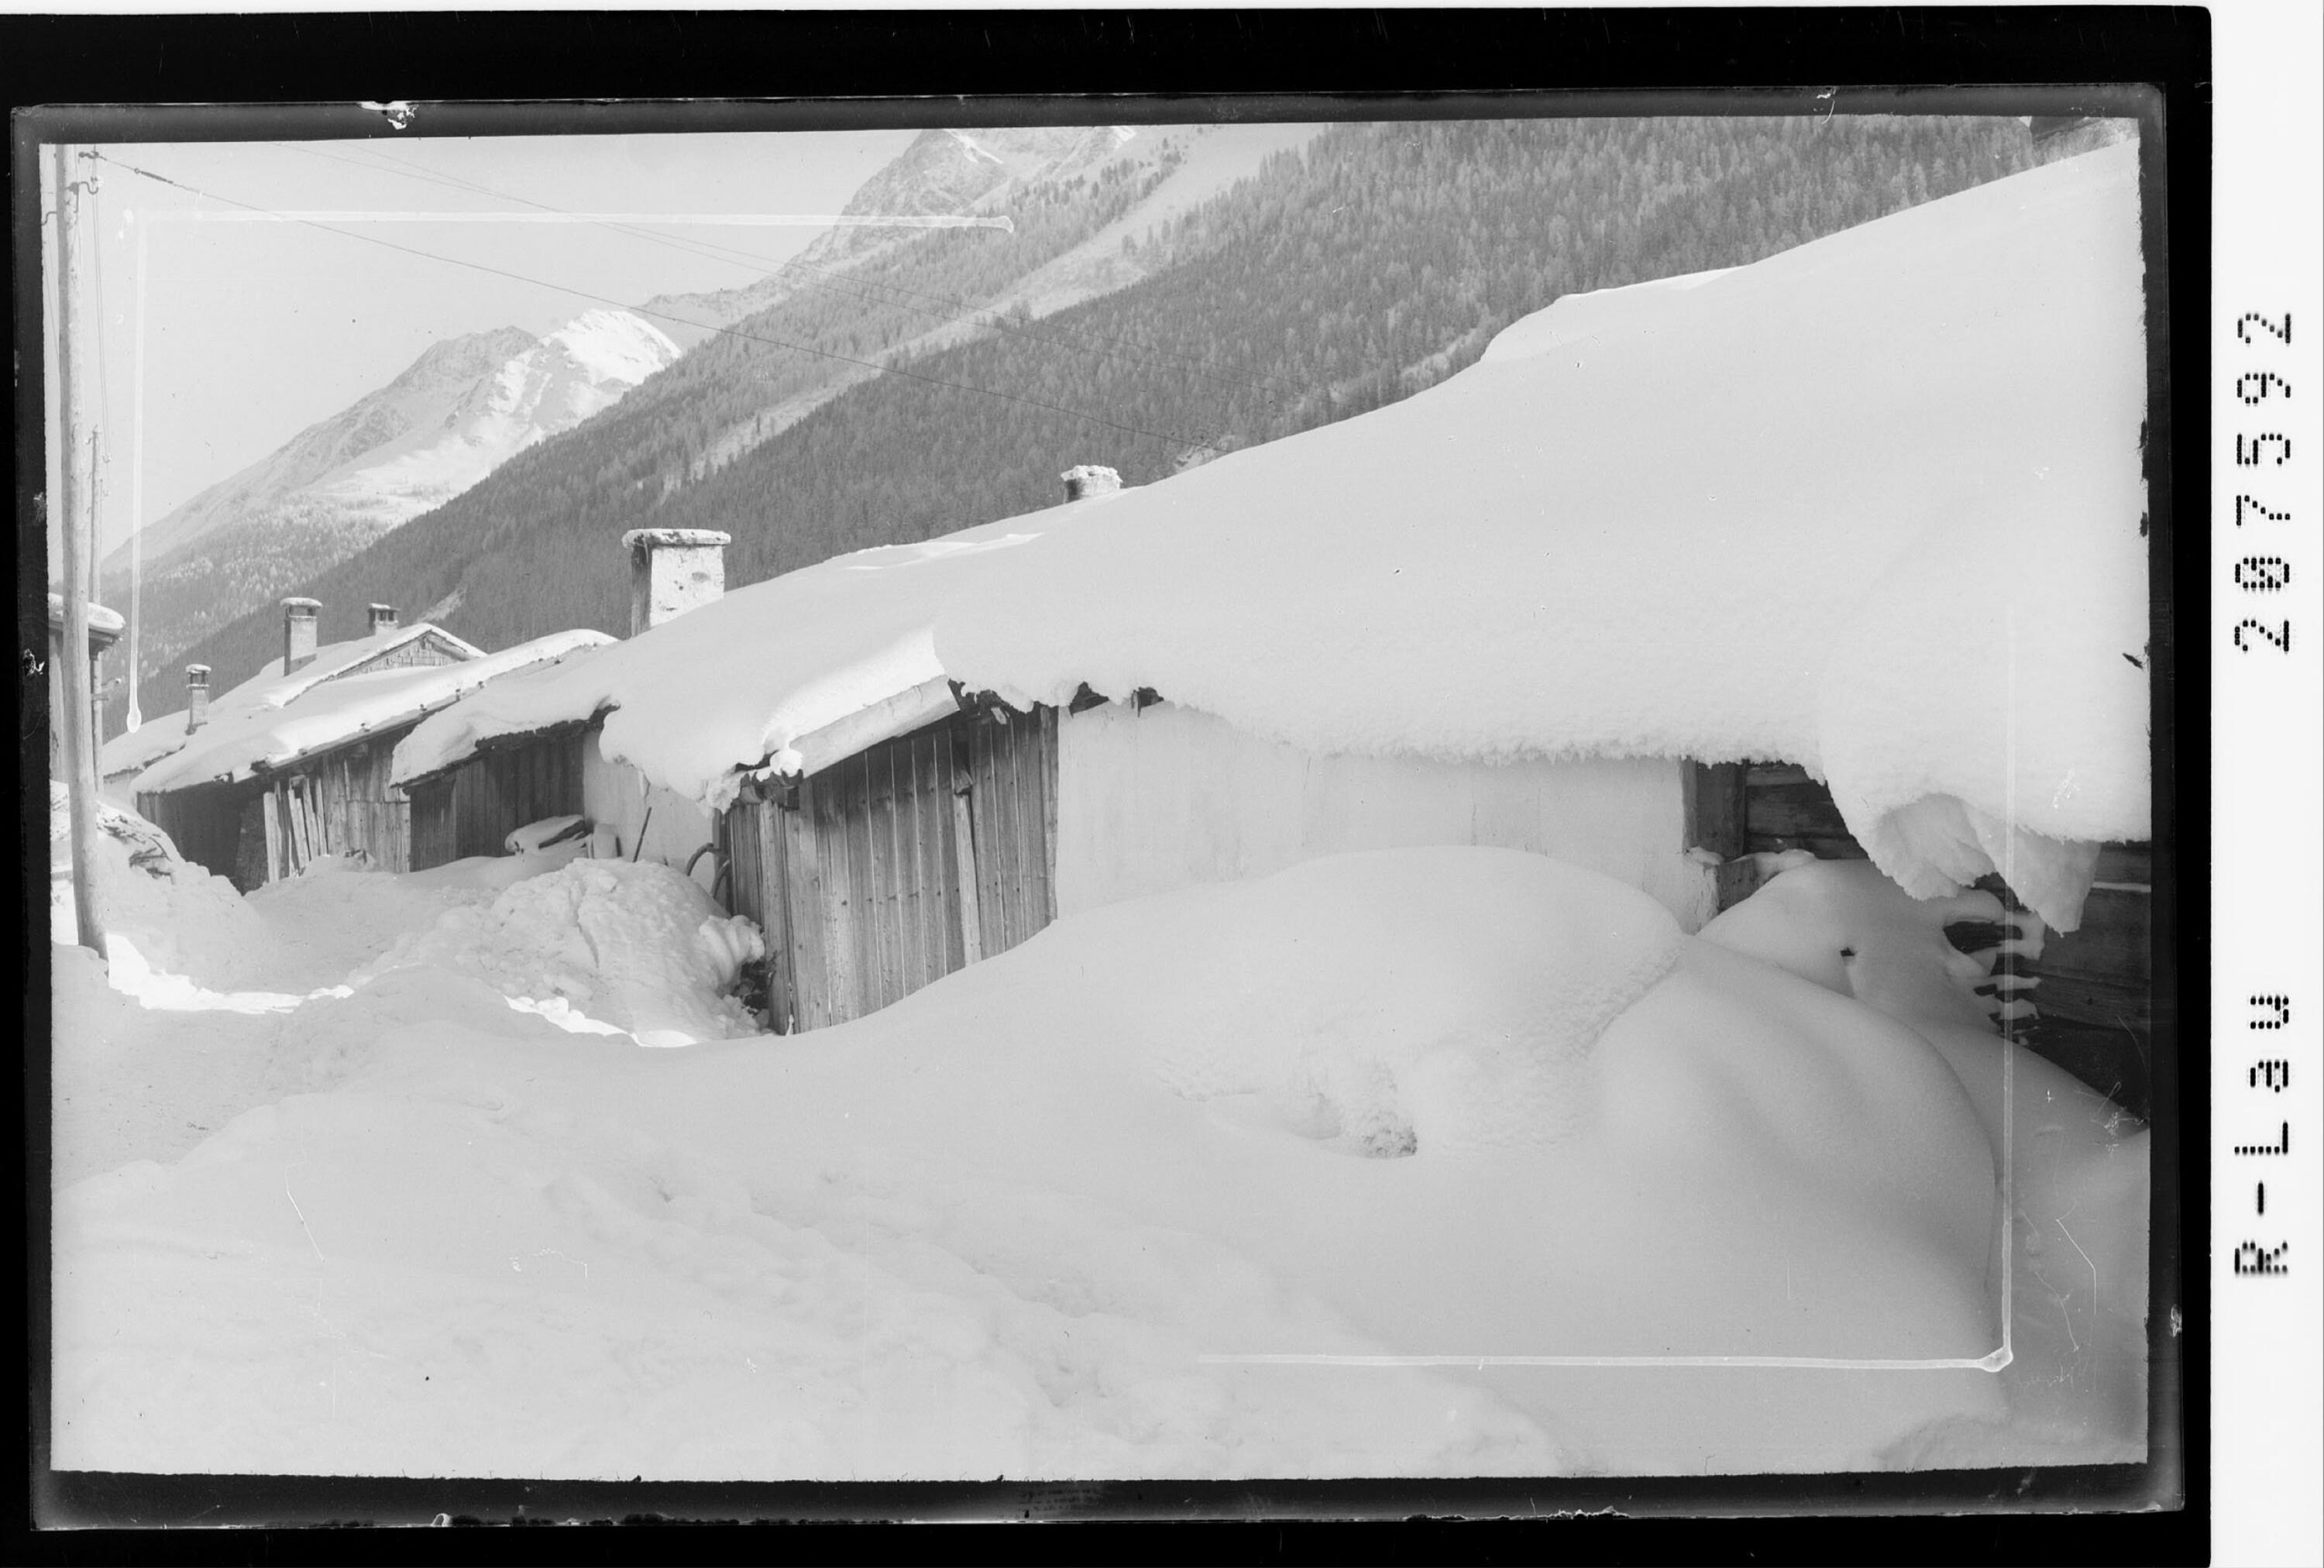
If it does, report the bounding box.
[273,137,1306,412]
[100,152,1232,458]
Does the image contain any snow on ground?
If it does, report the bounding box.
[51,845,2144,1480]
[354,858,765,1047]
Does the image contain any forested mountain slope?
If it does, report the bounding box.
[176,116,2033,689]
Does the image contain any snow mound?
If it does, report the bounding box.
[1699,858,2036,1036]
[1699,855,2148,1441]
[1031,848,1683,1157]
[52,844,2147,1477]
[50,782,276,990]
[355,858,765,1047]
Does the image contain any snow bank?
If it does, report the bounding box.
[354,858,765,1047]
[1700,858,2149,1453]
[391,519,1071,806]
[49,781,277,989]
[135,629,613,795]
[933,146,2149,930]
[52,845,2153,1480]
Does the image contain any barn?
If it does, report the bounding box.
[110,597,607,889]
[400,142,2157,1098]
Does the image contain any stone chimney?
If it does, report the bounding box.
[367,603,400,637]
[1062,464,1122,503]
[624,529,731,635]
[184,665,211,734]
[281,597,322,674]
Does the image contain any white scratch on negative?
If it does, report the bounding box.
[2055,1200,2099,1307]
[1198,1351,2009,1371]
[284,1164,325,1265]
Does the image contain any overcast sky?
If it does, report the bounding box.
[44,128,916,566]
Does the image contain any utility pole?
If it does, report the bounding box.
[53,141,106,954]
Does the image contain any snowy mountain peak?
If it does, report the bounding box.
[541,308,682,385]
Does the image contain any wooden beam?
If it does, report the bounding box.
[951,767,983,967]
[53,143,106,951]
[262,785,284,881]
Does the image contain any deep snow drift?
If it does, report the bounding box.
[51,845,2145,1479]
[354,858,765,1047]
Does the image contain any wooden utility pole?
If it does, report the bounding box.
[54,141,106,953]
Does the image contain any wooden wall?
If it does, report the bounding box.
[727,706,1057,1033]
[1690,760,2157,1118]
[136,781,254,888]
[407,732,586,871]
[146,727,427,889]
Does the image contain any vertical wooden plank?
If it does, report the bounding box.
[968,720,1002,953]
[285,779,309,870]
[1011,711,1040,936]
[755,799,796,1033]
[998,717,1030,951]
[888,738,922,1002]
[951,734,985,967]
[858,748,888,1016]
[824,762,856,1024]
[865,744,895,1012]
[261,784,284,883]
[1040,704,1059,927]
[786,786,827,1030]
[913,729,949,984]
[935,728,964,973]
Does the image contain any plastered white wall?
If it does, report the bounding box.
[581,730,718,895]
[1056,701,1717,930]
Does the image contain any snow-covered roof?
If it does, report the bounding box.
[47,592,126,642]
[132,628,613,795]
[390,516,1085,799]
[934,143,2150,930]
[101,621,487,782]
[397,146,2148,930]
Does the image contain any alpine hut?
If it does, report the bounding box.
[105,598,608,887]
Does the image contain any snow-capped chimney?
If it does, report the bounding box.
[367,603,400,637]
[1062,464,1122,503]
[623,529,731,635]
[184,665,211,734]
[281,597,322,674]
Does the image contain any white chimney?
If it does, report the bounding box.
[281,597,321,674]
[367,603,400,637]
[184,665,211,733]
[1062,464,1122,503]
[624,529,731,635]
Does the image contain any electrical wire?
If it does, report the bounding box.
[99,151,1230,456]
[271,136,1305,413]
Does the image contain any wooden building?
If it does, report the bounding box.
[114,599,606,889]
[720,698,1057,1033]
[401,721,590,872]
